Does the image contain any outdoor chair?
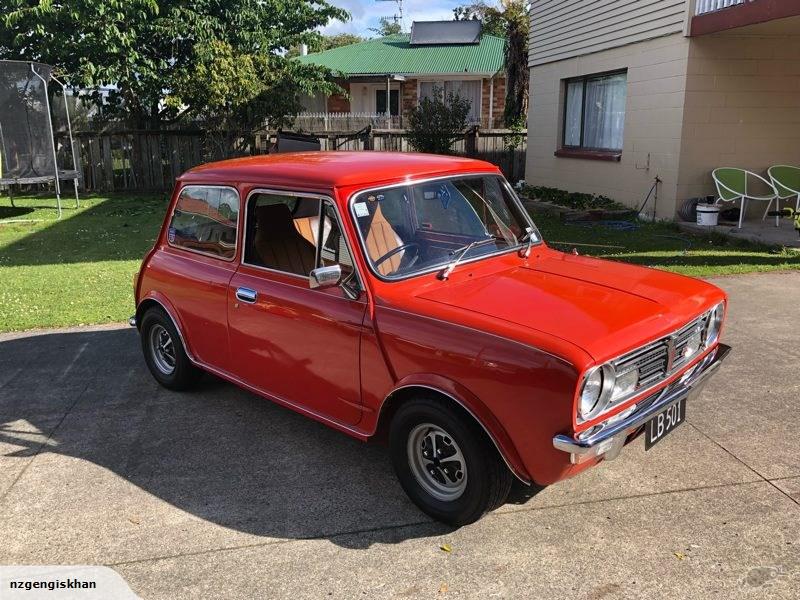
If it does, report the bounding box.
[768,165,800,218]
[712,168,779,229]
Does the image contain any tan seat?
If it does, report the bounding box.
[253,204,316,275]
[294,215,331,247]
[365,203,405,276]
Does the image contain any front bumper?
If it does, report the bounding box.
[553,343,731,464]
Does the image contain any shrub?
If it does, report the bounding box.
[406,86,471,155]
[521,185,627,211]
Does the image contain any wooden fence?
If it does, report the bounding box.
[74,128,527,192]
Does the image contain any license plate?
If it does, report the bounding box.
[645,398,687,450]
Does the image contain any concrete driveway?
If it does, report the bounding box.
[1,272,798,599]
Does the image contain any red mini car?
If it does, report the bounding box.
[133,152,730,525]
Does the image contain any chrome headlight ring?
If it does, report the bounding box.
[578,364,616,422]
[704,302,725,348]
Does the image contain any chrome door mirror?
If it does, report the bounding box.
[309,265,342,289]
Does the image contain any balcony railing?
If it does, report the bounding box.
[695,0,749,15]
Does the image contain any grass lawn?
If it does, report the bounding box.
[531,212,800,278]
[1,193,799,333]
[0,193,168,332]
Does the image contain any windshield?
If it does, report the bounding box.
[351,175,539,280]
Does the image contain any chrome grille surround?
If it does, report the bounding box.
[604,313,710,413]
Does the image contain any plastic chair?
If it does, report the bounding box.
[712,168,778,229]
[768,165,800,220]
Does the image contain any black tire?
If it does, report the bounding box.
[140,307,202,391]
[389,396,513,526]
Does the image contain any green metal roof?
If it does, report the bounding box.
[296,34,505,76]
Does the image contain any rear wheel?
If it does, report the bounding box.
[389,397,513,526]
[140,307,201,390]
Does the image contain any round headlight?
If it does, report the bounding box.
[579,365,614,421]
[704,302,725,347]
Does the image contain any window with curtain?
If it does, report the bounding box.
[562,71,627,152]
[419,79,482,123]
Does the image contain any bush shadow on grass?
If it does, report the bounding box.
[0,194,166,267]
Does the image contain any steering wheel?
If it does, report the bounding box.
[374,242,420,271]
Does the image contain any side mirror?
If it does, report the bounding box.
[309,265,342,289]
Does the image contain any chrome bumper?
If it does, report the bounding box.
[553,344,731,463]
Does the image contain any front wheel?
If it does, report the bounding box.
[389,397,513,526]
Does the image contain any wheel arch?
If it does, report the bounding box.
[135,294,196,363]
[373,378,531,484]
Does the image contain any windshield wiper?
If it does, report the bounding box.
[519,227,535,258]
[438,237,506,281]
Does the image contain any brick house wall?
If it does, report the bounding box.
[402,78,418,117]
[481,75,506,128]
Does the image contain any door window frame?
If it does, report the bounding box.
[241,188,364,293]
[167,184,241,262]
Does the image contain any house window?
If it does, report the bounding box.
[376,89,400,116]
[419,80,482,124]
[563,71,627,152]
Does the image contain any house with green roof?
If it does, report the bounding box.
[296,21,506,130]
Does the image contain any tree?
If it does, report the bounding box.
[406,87,471,155]
[453,1,529,127]
[0,0,349,130]
[370,17,402,37]
[453,2,506,38]
[286,33,364,58]
[501,0,529,128]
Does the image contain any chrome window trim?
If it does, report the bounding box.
[167,184,241,263]
[242,188,365,293]
[346,172,542,283]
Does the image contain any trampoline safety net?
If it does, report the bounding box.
[0,60,80,217]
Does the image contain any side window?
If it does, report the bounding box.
[169,186,239,259]
[243,192,321,276]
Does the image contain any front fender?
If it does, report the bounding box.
[384,373,532,483]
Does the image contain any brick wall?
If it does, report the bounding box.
[480,76,506,128]
[402,78,418,117]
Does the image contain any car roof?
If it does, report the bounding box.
[179,152,501,189]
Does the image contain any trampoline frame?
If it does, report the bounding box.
[0,62,80,219]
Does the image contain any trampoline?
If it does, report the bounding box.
[0,60,80,219]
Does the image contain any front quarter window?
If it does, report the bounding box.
[351,175,538,279]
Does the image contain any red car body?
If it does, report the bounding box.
[134,152,730,489]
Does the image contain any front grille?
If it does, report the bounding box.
[613,314,708,396]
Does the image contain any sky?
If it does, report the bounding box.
[322,0,469,36]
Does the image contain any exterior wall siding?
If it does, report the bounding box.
[526,33,691,219]
[529,0,688,67]
[677,28,800,214]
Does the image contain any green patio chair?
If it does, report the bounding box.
[768,165,800,218]
[712,168,778,229]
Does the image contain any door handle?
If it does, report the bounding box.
[236,287,258,304]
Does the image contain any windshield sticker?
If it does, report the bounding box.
[168,227,176,243]
[354,202,370,218]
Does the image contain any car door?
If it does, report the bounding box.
[226,189,367,426]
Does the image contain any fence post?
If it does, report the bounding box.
[465,126,479,157]
[363,126,374,151]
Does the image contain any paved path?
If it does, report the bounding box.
[1,273,798,599]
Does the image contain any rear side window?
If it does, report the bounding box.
[168,186,240,260]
